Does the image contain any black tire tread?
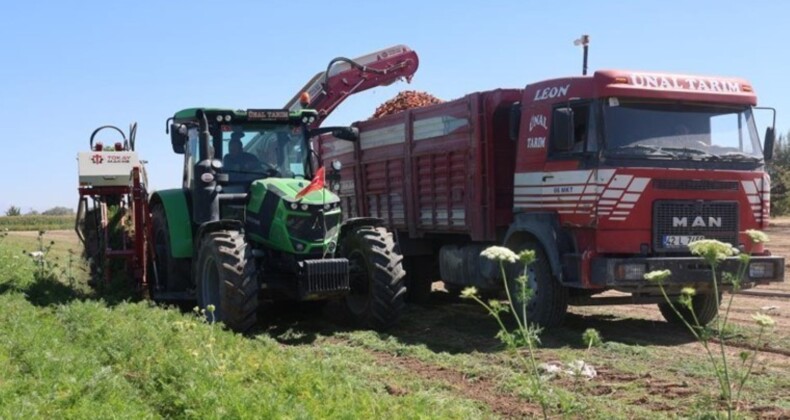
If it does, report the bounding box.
[509,240,568,328]
[197,230,258,332]
[150,205,191,294]
[341,226,406,330]
[658,292,720,326]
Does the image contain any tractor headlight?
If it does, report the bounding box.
[301,203,308,211]
[290,202,298,210]
[331,160,342,171]
[216,115,223,122]
[224,115,232,122]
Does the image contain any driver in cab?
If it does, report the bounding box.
[223,132,260,172]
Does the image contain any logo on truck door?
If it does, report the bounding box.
[529,114,548,132]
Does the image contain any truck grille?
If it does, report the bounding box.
[654,179,738,191]
[653,201,738,252]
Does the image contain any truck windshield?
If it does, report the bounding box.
[220,125,309,179]
[602,101,762,162]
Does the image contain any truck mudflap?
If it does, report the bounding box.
[590,255,784,290]
[298,258,350,300]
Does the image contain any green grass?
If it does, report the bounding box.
[1,231,787,418]
[0,215,73,231]
[0,234,487,418]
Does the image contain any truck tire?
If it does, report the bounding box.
[339,226,406,330]
[658,292,720,326]
[150,205,191,294]
[195,230,258,332]
[507,240,568,328]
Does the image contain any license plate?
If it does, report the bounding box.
[663,235,704,247]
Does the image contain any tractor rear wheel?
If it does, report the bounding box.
[339,225,406,330]
[195,230,258,332]
[658,292,721,326]
[150,205,191,295]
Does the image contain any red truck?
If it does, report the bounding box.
[318,68,784,327]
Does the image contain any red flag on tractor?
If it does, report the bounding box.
[295,166,326,199]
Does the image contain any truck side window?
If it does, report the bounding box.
[550,103,597,156]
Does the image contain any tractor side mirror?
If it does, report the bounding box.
[509,102,521,141]
[170,124,188,154]
[552,107,575,152]
[764,126,775,162]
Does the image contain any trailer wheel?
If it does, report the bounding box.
[150,205,191,294]
[339,226,406,330]
[507,240,568,328]
[195,230,258,332]
[658,292,720,326]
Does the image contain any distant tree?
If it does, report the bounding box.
[768,132,790,215]
[42,206,74,216]
[25,209,39,216]
[5,206,21,216]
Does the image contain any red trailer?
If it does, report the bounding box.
[320,70,785,327]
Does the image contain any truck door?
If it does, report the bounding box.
[542,102,599,221]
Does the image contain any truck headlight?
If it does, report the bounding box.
[616,263,647,281]
[748,262,775,279]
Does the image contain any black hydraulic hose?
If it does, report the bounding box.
[321,57,391,87]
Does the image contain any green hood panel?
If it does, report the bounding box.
[245,178,341,255]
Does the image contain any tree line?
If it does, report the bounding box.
[4,206,74,217]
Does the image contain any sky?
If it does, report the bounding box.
[1,0,788,212]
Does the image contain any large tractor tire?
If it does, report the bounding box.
[658,292,721,327]
[150,205,191,294]
[195,230,258,332]
[507,240,568,328]
[339,225,406,330]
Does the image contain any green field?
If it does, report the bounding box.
[1,230,788,418]
[0,215,73,231]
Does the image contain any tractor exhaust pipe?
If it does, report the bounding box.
[193,109,220,224]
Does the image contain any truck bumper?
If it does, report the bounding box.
[590,255,784,291]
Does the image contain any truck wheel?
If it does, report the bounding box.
[658,292,720,326]
[195,230,258,332]
[339,226,406,330]
[507,241,568,328]
[150,205,191,294]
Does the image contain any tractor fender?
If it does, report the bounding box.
[503,212,563,281]
[195,220,245,246]
[150,189,193,259]
[338,217,389,239]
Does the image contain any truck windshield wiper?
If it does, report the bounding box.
[717,152,761,162]
[660,147,718,160]
[608,144,675,158]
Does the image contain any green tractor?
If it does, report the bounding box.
[149,107,406,332]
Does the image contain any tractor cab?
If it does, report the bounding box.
[169,108,321,192]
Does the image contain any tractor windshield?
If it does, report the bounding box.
[602,101,763,163]
[220,124,310,180]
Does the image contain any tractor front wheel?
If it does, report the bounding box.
[339,225,406,330]
[195,230,258,332]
